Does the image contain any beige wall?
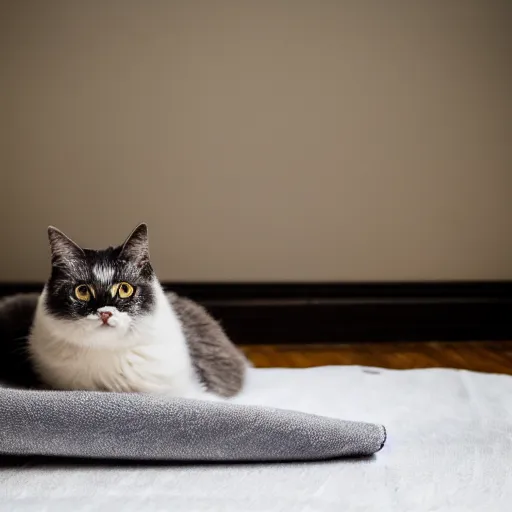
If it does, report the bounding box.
[1,1,511,282]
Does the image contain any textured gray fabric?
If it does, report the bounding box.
[0,383,385,461]
[2,366,511,511]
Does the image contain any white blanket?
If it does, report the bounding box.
[1,366,511,511]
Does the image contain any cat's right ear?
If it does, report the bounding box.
[47,226,84,266]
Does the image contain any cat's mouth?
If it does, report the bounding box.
[85,307,129,333]
[94,307,122,328]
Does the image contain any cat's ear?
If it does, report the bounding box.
[47,226,84,266]
[119,223,150,267]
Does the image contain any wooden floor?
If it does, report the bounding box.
[241,341,512,375]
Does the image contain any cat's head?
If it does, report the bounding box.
[42,223,158,344]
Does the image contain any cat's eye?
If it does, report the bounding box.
[117,282,134,299]
[75,284,91,302]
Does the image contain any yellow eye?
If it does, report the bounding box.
[117,282,134,299]
[75,284,91,301]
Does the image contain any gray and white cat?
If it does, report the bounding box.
[23,224,247,398]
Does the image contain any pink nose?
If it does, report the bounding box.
[99,311,112,324]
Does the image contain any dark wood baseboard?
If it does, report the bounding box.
[1,282,511,344]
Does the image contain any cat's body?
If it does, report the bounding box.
[0,224,247,397]
[29,283,200,395]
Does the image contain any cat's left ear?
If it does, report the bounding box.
[119,223,150,267]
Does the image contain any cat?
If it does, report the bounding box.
[1,224,248,397]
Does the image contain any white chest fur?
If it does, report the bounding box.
[28,287,202,396]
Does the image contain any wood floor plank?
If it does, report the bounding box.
[240,342,512,374]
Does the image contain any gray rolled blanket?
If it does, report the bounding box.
[0,384,385,461]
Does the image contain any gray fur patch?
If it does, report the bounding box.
[168,292,248,398]
[0,293,41,388]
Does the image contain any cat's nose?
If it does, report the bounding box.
[99,311,112,324]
